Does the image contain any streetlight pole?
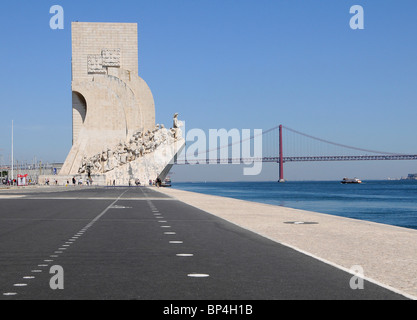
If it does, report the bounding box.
[11,120,14,185]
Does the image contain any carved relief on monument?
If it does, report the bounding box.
[78,113,183,175]
[87,49,121,74]
[87,54,106,74]
[102,49,121,67]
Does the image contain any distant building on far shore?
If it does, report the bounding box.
[401,173,417,180]
[2,163,63,184]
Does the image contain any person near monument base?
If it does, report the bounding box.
[156,177,162,188]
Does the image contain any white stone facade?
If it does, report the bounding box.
[56,22,182,185]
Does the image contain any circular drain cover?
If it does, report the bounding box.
[284,221,318,225]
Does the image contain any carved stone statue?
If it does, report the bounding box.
[173,113,183,139]
[77,114,182,174]
[93,154,102,173]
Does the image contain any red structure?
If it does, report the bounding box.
[17,174,28,186]
[279,124,284,182]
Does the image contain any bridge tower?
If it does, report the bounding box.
[279,124,285,182]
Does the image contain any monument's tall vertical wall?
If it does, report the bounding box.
[60,22,156,176]
[71,22,145,143]
[71,22,138,82]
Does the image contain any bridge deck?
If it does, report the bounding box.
[174,154,417,164]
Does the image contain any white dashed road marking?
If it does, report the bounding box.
[188,273,210,278]
[2,189,129,298]
[143,189,209,285]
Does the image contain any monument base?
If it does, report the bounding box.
[43,137,185,187]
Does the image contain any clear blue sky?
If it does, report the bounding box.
[0,0,416,181]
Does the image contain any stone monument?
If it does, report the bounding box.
[41,22,184,185]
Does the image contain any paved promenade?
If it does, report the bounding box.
[156,187,417,299]
[0,186,413,300]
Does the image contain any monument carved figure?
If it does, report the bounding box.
[78,113,183,176]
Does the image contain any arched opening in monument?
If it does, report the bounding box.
[72,91,87,145]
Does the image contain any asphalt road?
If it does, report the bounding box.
[0,186,408,300]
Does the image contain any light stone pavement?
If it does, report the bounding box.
[155,186,417,300]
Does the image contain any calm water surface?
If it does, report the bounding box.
[172,180,417,230]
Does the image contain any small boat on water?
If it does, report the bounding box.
[341,177,362,184]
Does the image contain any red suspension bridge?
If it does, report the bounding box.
[174,125,417,181]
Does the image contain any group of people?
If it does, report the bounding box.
[42,177,93,186]
[147,178,163,187]
[45,178,61,185]
[71,176,93,186]
[128,179,141,186]
[41,177,165,187]
[1,178,15,186]
[1,178,35,186]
